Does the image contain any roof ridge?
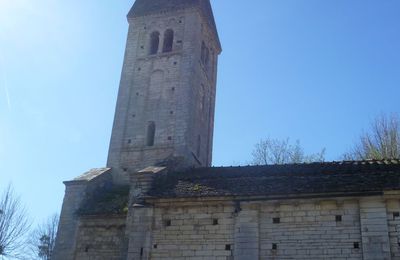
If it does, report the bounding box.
[206,159,400,169]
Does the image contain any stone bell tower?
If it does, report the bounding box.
[107,0,222,183]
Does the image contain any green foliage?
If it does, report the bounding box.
[78,185,130,216]
[38,235,51,260]
[29,214,58,260]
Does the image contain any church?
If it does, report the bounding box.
[54,0,400,259]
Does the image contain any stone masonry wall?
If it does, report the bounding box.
[388,199,400,259]
[74,215,127,260]
[259,200,362,259]
[151,202,235,259]
[144,196,398,260]
[66,195,400,260]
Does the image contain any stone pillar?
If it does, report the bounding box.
[359,197,391,260]
[126,167,166,260]
[53,181,87,260]
[53,168,112,260]
[126,205,154,259]
[234,202,260,260]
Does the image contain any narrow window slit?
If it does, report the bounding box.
[146,121,156,146]
[197,135,201,157]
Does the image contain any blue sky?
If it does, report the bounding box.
[1,0,400,223]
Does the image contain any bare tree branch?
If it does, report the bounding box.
[0,184,31,259]
[344,114,400,160]
[252,137,326,165]
[28,214,59,260]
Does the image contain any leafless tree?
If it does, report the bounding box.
[0,185,31,259]
[344,114,400,160]
[29,214,59,260]
[252,137,325,165]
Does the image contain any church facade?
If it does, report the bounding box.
[54,1,400,259]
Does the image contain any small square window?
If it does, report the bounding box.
[272,243,278,250]
[335,215,342,222]
[213,219,218,225]
[273,218,280,224]
[153,244,157,249]
[394,212,400,218]
[164,220,171,227]
[354,242,360,249]
[225,244,231,251]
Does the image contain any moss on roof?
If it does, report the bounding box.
[78,185,130,216]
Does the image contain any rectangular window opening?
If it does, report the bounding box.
[164,219,171,227]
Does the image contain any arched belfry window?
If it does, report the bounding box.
[163,29,174,53]
[149,31,160,55]
[147,121,156,146]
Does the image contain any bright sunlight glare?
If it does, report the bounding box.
[0,0,33,22]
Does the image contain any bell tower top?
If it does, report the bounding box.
[107,0,222,184]
[128,0,221,51]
